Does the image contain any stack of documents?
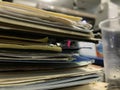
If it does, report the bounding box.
[0,1,100,89]
[0,65,101,90]
[0,1,97,64]
[0,1,97,41]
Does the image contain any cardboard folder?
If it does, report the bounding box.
[0,43,62,52]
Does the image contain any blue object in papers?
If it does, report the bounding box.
[78,56,103,66]
[71,55,95,66]
[72,55,94,62]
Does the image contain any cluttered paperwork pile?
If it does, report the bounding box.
[0,65,101,90]
[0,1,100,89]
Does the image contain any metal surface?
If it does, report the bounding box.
[13,0,74,8]
[74,0,100,13]
[13,0,101,13]
[111,0,120,6]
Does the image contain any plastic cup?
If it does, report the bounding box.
[99,17,120,90]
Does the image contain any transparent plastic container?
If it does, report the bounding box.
[99,17,120,90]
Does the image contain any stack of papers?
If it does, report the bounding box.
[0,1,97,64]
[0,65,101,90]
[0,1,100,89]
[0,1,97,42]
